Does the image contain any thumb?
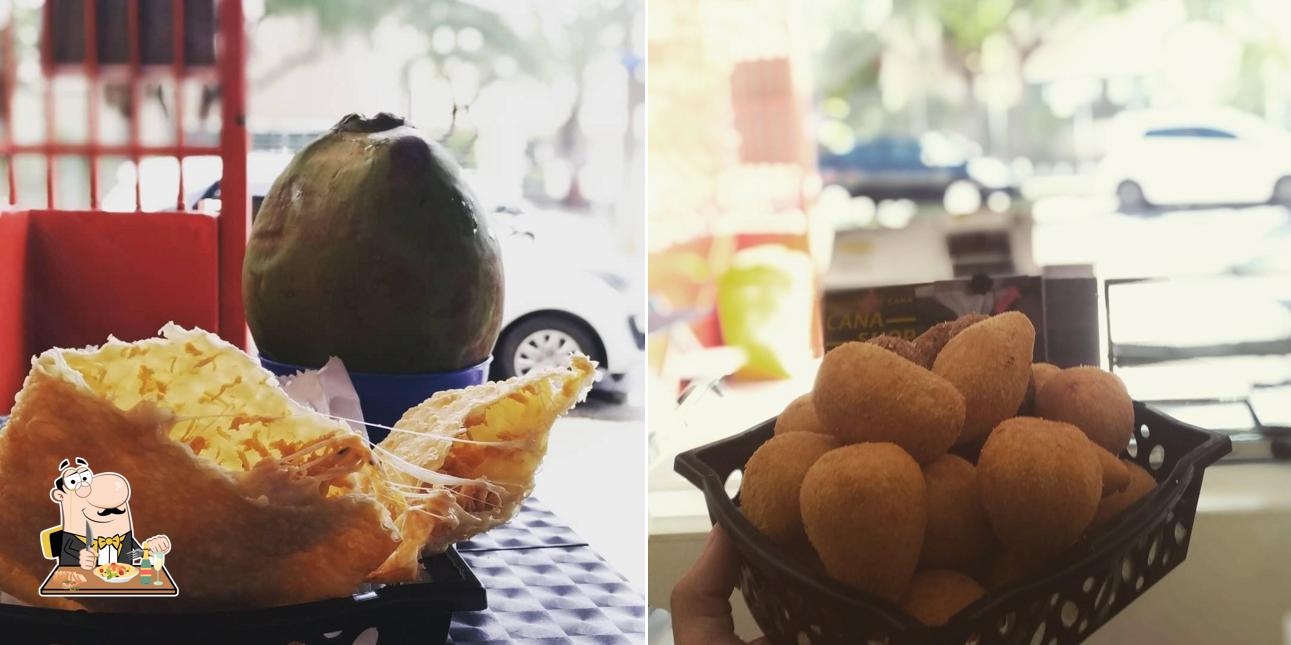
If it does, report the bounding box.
[672,526,759,645]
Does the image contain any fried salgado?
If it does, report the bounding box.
[0,324,595,612]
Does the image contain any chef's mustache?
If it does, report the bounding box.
[96,507,127,516]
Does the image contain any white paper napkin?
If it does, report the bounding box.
[276,357,368,442]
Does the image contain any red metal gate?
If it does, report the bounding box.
[0,0,247,410]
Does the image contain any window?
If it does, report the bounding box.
[1190,127,1237,139]
[1144,127,1237,139]
[1144,128,1191,138]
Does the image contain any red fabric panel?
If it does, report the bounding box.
[0,212,30,412]
[25,210,220,357]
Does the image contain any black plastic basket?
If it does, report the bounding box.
[0,546,485,645]
[0,414,486,645]
[675,402,1232,645]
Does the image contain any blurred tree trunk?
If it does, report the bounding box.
[557,76,587,209]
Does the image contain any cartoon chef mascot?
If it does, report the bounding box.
[47,458,172,568]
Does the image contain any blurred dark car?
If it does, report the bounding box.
[818,134,1018,202]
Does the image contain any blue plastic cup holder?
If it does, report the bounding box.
[258,354,492,442]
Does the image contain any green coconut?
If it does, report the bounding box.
[243,113,504,373]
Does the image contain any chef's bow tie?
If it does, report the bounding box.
[92,534,124,550]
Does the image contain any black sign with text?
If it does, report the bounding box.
[823,272,1098,367]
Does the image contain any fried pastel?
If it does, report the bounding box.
[0,325,595,608]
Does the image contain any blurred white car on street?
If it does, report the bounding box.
[487,208,643,395]
[1097,109,1291,209]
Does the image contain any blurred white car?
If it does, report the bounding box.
[105,151,643,396]
[1097,109,1291,209]
[101,153,293,214]
[487,209,643,395]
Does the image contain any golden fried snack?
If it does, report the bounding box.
[740,433,839,546]
[977,417,1101,560]
[1018,363,1061,416]
[1091,460,1157,529]
[0,325,594,610]
[773,393,827,436]
[813,342,964,463]
[1016,364,1050,416]
[913,314,988,362]
[369,353,597,581]
[951,313,989,333]
[984,549,1048,590]
[949,313,990,338]
[800,443,926,600]
[920,455,993,569]
[913,322,954,362]
[1036,366,1135,454]
[1093,444,1130,496]
[866,335,931,368]
[933,312,1035,445]
[899,570,985,626]
[0,329,398,611]
[1018,376,1036,416]
[1032,363,1061,392]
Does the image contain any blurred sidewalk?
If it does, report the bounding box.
[537,404,645,594]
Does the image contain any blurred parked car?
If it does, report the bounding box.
[105,152,643,397]
[1098,109,1291,210]
[818,133,1018,202]
[483,205,643,396]
[101,153,293,214]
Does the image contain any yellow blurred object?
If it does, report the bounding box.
[717,244,816,380]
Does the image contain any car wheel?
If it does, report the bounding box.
[1273,176,1291,206]
[493,315,603,380]
[1117,181,1148,212]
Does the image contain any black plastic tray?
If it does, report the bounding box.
[675,402,1232,645]
[0,416,486,645]
[0,548,485,645]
